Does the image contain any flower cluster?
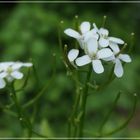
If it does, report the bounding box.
[0,62,32,89]
[64,21,131,78]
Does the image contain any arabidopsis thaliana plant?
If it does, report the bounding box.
[65,21,132,78]
[64,21,99,49]
[0,62,32,89]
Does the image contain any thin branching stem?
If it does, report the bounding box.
[98,91,122,136]
[77,65,92,137]
[103,93,137,136]
[16,68,31,92]
[23,54,56,109]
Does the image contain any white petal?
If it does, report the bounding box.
[12,63,22,70]
[99,37,109,47]
[118,54,132,63]
[22,63,33,67]
[92,59,104,74]
[76,55,91,66]
[109,42,120,54]
[68,49,79,62]
[86,38,98,55]
[103,55,115,61]
[0,72,7,78]
[0,62,13,71]
[109,37,124,44]
[114,59,123,78]
[12,62,32,70]
[11,71,23,79]
[80,22,90,34]
[84,29,99,41]
[64,28,80,39]
[77,40,85,49]
[0,78,6,89]
[99,28,109,36]
[93,23,99,32]
[97,48,113,59]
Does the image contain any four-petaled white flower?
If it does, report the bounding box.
[64,21,98,49]
[75,38,113,73]
[93,23,124,48]
[0,62,33,89]
[65,21,132,78]
[104,45,131,77]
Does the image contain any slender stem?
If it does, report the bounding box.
[9,83,48,138]
[74,15,79,49]
[58,21,64,54]
[68,90,81,137]
[97,65,115,91]
[128,32,135,54]
[32,63,40,89]
[9,83,25,128]
[16,69,30,92]
[102,15,107,28]
[68,71,82,137]
[23,77,54,109]
[103,93,137,136]
[77,66,92,137]
[23,54,56,109]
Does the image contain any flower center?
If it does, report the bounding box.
[102,34,108,39]
[7,67,13,74]
[89,53,97,60]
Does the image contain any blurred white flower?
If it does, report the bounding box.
[64,21,99,49]
[0,62,32,89]
[93,23,124,48]
[75,38,113,74]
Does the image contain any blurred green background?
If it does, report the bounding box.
[0,2,140,138]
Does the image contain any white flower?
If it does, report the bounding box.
[104,46,131,78]
[64,21,99,49]
[114,54,131,78]
[0,62,33,89]
[65,21,132,78]
[93,23,124,48]
[75,38,113,74]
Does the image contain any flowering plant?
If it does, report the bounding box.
[65,21,131,77]
[62,17,137,138]
[0,16,137,139]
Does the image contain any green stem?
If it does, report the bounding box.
[9,83,48,138]
[68,90,81,137]
[97,65,115,91]
[9,83,25,128]
[23,77,54,109]
[58,21,64,54]
[23,54,56,109]
[102,15,107,28]
[16,68,30,92]
[77,66,92,137]
[68,71,82,137]
[128,32,135,54]
[103,93,137,136]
